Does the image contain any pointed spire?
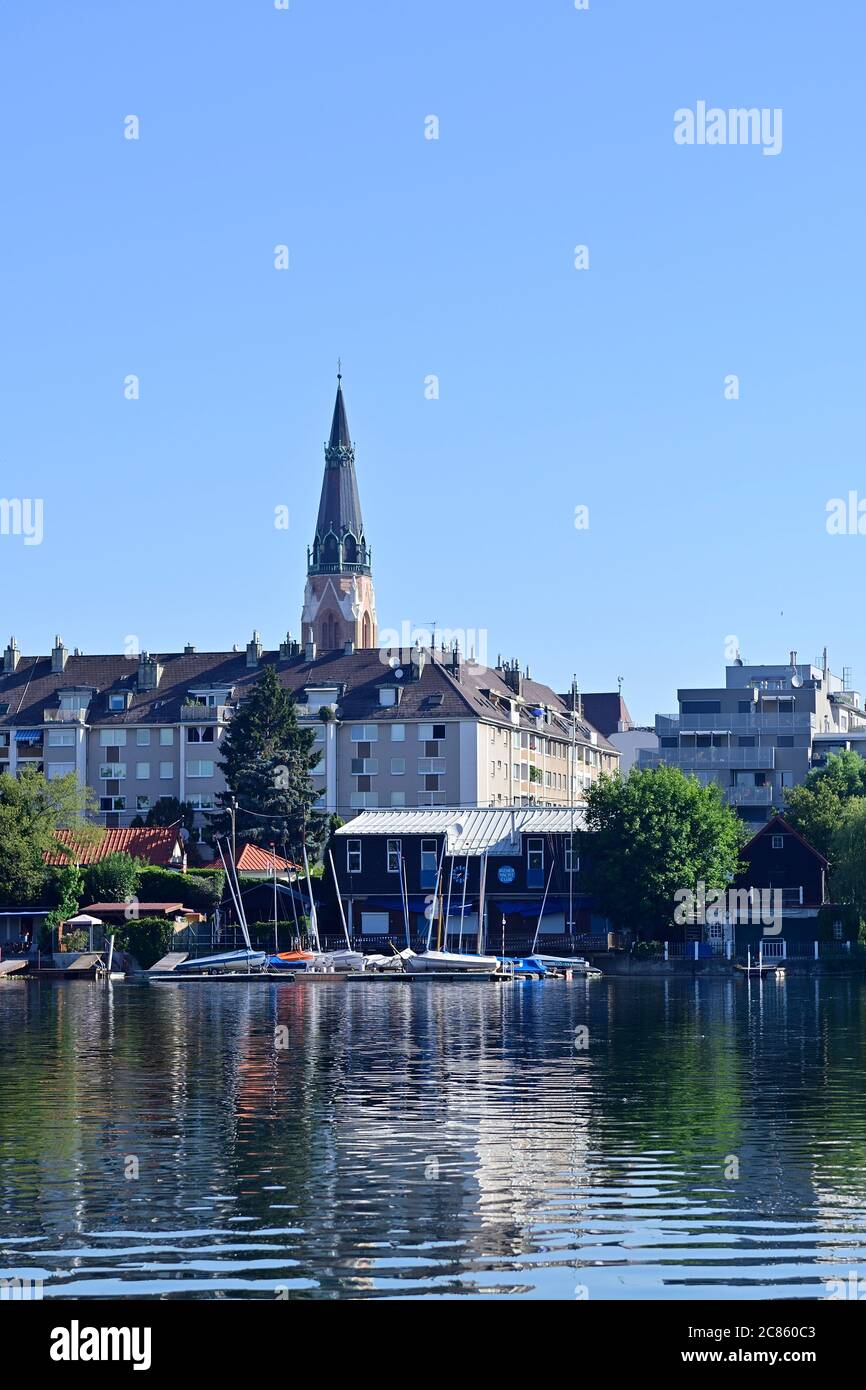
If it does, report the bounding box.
[329,369,351,451]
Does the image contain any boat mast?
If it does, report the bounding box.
[569,673,577,934]
[328,847,352,950]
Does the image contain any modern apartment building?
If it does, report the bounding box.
[0,378,617,844]
[638,651,866,822]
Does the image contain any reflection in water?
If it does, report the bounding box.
[1,975,866,1299]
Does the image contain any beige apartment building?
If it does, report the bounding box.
[0,380,617,842]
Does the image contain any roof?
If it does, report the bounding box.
[314,380,365,543]
[235,844,298,874]
[82,901,194,915]
[0,645,616,750]
[558,692,633,738]
[741,814,830,868]
[45,826,184,868]
[335,806,587,856]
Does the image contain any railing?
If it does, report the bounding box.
[728,786,774,805]
[43,709,87,724]
[640,747,775,769]
[180,704,232,722]
[655,713,812,735]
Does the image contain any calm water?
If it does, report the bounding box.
[1,973,865,1300]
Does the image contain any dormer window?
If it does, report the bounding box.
[109,694,126,712]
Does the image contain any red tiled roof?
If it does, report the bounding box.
[45,827,184,868]
[236,844,298,874]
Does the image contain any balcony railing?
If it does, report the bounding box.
[180,704,232,722]
[655,713,812,735]
[640,747,775,769]
[728,785,774,805]
[43,708,87,724]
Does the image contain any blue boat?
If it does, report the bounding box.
[498,955,548,978]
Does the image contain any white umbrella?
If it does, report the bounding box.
[64,913,104,952]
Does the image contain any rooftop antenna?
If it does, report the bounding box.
[617,674,624,695]
[337,357,342,382]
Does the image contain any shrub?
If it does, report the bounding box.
[84,852,141,905]
[136,867,223,916]
[115,916,177,970]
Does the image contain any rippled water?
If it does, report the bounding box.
[1,973,866,1299]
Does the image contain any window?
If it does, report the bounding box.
[387,839,401,873]
[738,701,752,714]
[136,762,150,780]
[771,834,784,850]
[379,688,397,707]
[136,795,150,811]
[100,728,127,746]
[47,762,75,780]
[738,736,755,747]
[109,694,126,711]
[424,774,441,792]
[682,701,721,714]
[564,843,579,874]
[391,724,405,742]
[187,726,215,743]
[98,763,126,780]
[390,758,405,775]
[390,791,406,807]
[187,760,215,778]
[527,837,544,887]
[159,761,173,779]
[187,793,215,810]
[48,730,75,747]
[418,723,446,742]
[355,775,372,792]
[421,838,438,886]
[159,729,173,746]
[351,725,378,742]
[418,757,445,774]
[99,796,126,811]
[137,729,150,746]
[347,839,362,873]
[349,791,379,808]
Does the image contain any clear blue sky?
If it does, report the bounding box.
[1,0,864,723]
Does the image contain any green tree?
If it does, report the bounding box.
[0,769,100,904]
[216,666,325,860]
[84,852,141,905]
[144,796,196,833]
[784,750,866,859]
[828,797,866,925]
[40,863,85,950]
[582,765,746,937]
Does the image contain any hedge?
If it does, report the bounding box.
[135,867,224,916]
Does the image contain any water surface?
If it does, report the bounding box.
[1,974,865,1299]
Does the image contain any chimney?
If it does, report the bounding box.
[51,635,68,673]
[411,645,426,682]
[305,640,317,662]
[450,642,462,681]
[137,651,163,692]
[3,637,20,674]
[246,631,263,668]
[501,658,522,698]
[343,639,355,656]
[183,643,196,655]
[279,632,300,661]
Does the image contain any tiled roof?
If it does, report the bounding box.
[235,844,298,874]
[45,826,184,867]
[557,691,632,739]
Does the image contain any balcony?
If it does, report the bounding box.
[728,785,774,805]
[180,704,232,723]
[640,747,775,769]
[656,712,811,735]
[43,708,87,724]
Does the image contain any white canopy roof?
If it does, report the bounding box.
[335,806,587,856]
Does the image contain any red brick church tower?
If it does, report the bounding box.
[301,374,378,653]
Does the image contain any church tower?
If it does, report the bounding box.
[301,374,378,653]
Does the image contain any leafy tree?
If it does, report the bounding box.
[582,765,746,937]
[784,750,866,859]
[115,916,177,970]
[144,796,196,833]
[216,665,325,861]
[828,797,866,924]
[83,852,141,905]
[0,769,100,904]
[40,863,85,950]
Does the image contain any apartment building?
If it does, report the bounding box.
[638,651,866,822]
[0,377,617,839]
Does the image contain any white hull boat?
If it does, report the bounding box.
[406,950,499,974]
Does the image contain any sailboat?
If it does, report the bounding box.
[405,841,499,973]
[176,840,267,974]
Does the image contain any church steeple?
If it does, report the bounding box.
[301,373,378,654]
